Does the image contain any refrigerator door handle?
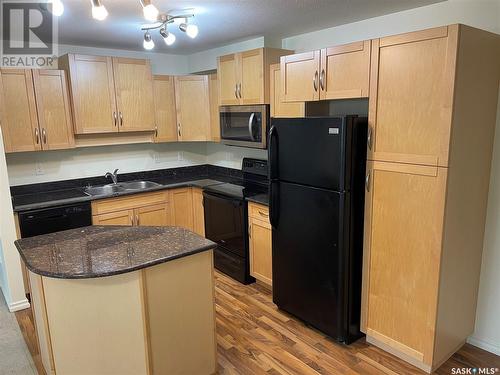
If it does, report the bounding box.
[269,180,280,228]
[269,125,278,180]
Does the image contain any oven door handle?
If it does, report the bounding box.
[203,191,243,207]
[248,113,256,141]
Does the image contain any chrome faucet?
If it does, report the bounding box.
[105,169,119,185]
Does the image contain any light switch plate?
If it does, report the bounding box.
[35,162,44,175]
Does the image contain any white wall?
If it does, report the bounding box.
[280,0,500,356]
[0,129,29,312]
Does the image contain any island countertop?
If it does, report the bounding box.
[15,225,216,279]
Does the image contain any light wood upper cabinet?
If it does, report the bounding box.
[192,188,205,236]
[153,75,177,143]
[174,75,210,141]
[112,57,155,132]
[59,54,117,134]
[368,27,457,167]
[217,54,239,105]
[248,203,272,286]
[281,41,370,103]
[0,69,40,152]
[270,63,305,118]
[281,51,321,102]
[60,54,155,135]
[362,161,447,366]
[320,40,370,99]
[0,69,74,153]
[169,188,194,231]
[218,48,292,105]
[32,70,75,150]
[208,73,220,142]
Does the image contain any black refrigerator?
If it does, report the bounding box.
[269,116,367,344]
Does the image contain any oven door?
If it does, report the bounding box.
[203,191,246,257]
[220,105,268,148]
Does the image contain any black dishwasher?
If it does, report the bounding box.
[18,202,92,238]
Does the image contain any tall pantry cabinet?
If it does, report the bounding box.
[361,25,500,372]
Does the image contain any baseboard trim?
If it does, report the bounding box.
[8,298,30,312]
[467,336,500,356]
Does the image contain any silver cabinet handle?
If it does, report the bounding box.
[320,69,325,91]
[248,224,251,238]
[178,123,181,138]
[119,112,123,126]
[130,215,134,225]
[238,83,242,99]
[42,128,47,144]
[248,113,255,141]
[34,128,40,144]
[135,214,139,226]
[365,171,371,192]
[313,71,318,92]
[113,112,117,127]
[154,125,158,138]
[234,84,238,99]
[367,126,373,150]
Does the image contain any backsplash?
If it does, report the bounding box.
[6,142,265,186]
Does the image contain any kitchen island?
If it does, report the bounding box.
[15,225,217,375]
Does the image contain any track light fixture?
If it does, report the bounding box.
[91,0,108,21]
[140,0,159,22]
[50,0,64,16]
[141,10,199,49]
[143,31,155,50]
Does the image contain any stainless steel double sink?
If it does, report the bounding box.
[84,181,161,197]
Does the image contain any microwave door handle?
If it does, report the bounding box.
[248,113,256,141]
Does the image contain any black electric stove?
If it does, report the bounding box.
[203,158,268,284]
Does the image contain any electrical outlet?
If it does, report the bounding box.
[225,152,232,161]
[178,151,184,161]
[35,161,44,175]
[153,152,161,164]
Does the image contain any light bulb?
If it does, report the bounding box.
[91,0,108,21]
[143,4,159,21]
[160,28,176,46]
[143,32,154,50]
[185,24,198,38]
[51,0,64,16]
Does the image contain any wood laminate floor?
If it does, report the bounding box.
[15,271,500,375]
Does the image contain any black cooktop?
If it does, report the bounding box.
[12,188,88,208]
[204,181,268,200]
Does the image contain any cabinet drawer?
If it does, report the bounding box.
[91,191,169,215]
[248,202,269,221]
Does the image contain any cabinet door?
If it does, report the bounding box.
[239,49,264,104]
[0,69,40,152]
[174,75,210,141]
[217,53,240,105]
[192,188,205,236]
[32,70,74,150]
[208,73,220,142]
[112,57,155,132]
[281,51,321,102]
[368,26,458,167]
[320,40,370,100]
[169,188,194,231]
[93,209,134,226]
[64,54,117,134]
[362,161,447,365]
[249,217,272,286]
[270,64,304,118]
[153,75,177,142]
[135,203,170,227]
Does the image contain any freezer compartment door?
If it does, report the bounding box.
[269,117,348,191]
[271,181,349,341]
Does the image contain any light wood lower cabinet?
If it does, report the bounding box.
[192,188,205,236]
[169,187,194,231]
[248,202,272,286]
[93,209,134,226]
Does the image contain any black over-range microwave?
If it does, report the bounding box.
[219,105,269,149]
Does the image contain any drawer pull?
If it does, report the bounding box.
[258,210,269,218]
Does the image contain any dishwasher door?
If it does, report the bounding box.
[18,202,92,238]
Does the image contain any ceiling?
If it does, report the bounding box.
[55,0,443,54]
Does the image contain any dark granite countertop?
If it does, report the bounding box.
[15,226,217,279]
[246,193,269,206]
